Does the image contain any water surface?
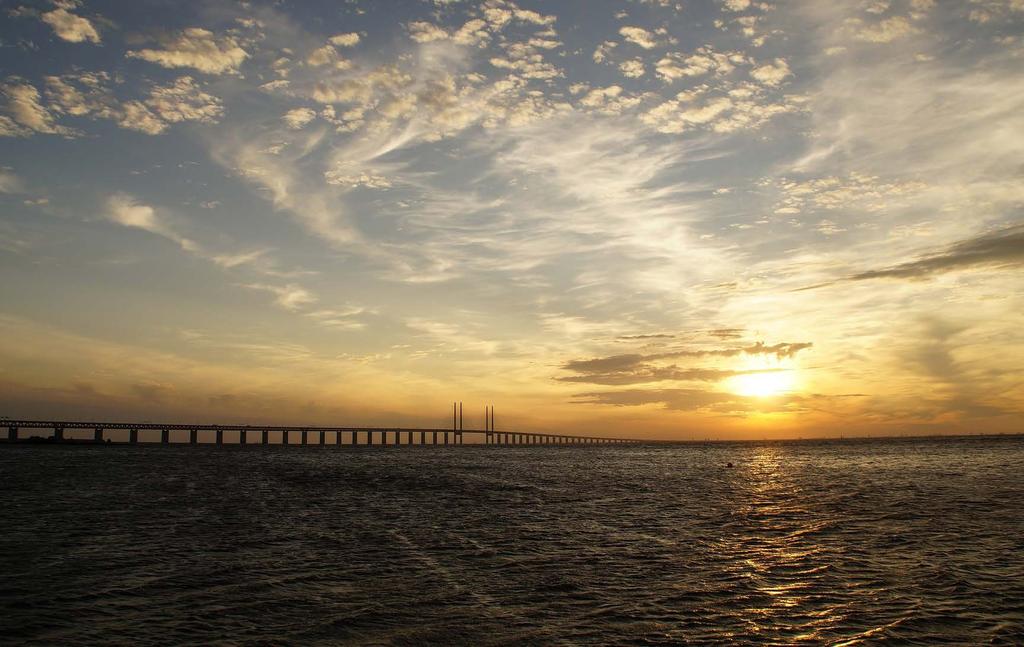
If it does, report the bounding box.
[2,437,1023,644]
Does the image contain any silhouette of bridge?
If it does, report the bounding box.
[1,419,642,447]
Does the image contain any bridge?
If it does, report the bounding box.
[0,419,643,447]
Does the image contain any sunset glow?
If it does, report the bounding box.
[729,371,797,398]
[1,0,1022,439]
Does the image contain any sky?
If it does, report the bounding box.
[1,0,1022,439]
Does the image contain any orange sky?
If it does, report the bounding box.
[1,0,1022,439]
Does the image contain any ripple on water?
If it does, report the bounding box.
[1,437,1023,644]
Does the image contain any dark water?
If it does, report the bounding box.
[2,437,1023,645]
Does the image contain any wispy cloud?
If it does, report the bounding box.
[244,283,317,311]
[801,224,1024,289]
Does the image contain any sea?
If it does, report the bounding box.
[2,436,1023,645]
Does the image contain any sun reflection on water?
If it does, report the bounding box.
[727,446,843,641]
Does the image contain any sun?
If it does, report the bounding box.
[729,371,796,397]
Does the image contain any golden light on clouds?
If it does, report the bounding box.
[1,0,1022,438]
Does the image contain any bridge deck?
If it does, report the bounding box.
[1,420,643,446]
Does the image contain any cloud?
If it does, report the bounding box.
[803,224,1024,288]
[329,32,361,47]
[722,0,752,10]
[282,107,317,129]
[40,7,100,44]
[593,40,617,63]
[562,341,814,376]
[127,28,249,74]
[106,194,290,277]
[577,85,642,115]
[1,79,72,136]
[34,73,222,135]
[969,0,1024,23]
[106,193,197,252]
[619,58,646,78]
[144,77,223,124]
[131,381,174,402]
[244,283,317,311]
[619,25,659,49]
[572,388,735,411]
[557,366,777,386]
[641,83,802,134]
[654,47,744,82]
[750,58,791,86]
[0,170,25,194]
[117,101,166,135]
[572,388,860,415]
[211,249,268,268]
[844,16,918,43]
[709,328,744,339]
[769,172,926,215]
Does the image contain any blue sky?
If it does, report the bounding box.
[1,0,1022,437]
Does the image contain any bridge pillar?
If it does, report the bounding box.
[190,429,198,444]
[444,431,449,445]
[240,429,247,445]
[216,430,223,445]
[367,430,373,446]
[420,431,426,445]
[282,430,289,445]
[319,432,325,446]
[432,431,438,445]
[129,428,137,444]
[54,427,64,443]
[336,431,342,446]
[7,426,16,442]
[161,428,169,444]
[352,430,358,446]
[408,431,413,445]
[381,430,388,446]
[301,431,308,445]
[94,428,103,443]
[263,430,269,445]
